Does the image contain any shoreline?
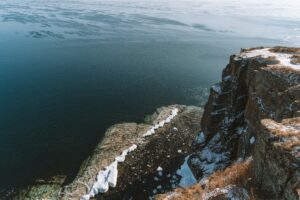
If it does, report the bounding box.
[13,105,203,200]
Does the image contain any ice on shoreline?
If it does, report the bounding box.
[81,144,137,200]
[81,107,179,200]
[143,108,179,137]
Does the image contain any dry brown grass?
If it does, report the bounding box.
[291,55,300,64]
[269,46,300,54]
[262,56,280,65]
[205,158,252,191]
[155,159,257,200]
[155,184,204,200]
[262,118,300,137]
[240,47,265,53]
[277,140,300,152]
[266,65,300,75]
[262,118,300,152]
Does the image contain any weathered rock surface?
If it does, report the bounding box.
[157,47,300,200]
[13,47,300,200]
[14,105,203,200]
[13,175,66,200]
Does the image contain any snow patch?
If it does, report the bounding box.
[157,166,163,171]
[236,126,247,135]
[212,83,222,94]
[143,108,179,137]
[203,185,250,200]
[196,131,206,144]
[241,48,300,70]
[191,133,230,177]
[197,147,229,175]
[250,136,256,144]
[81,107,179,199]
[81,144,137,200]
[176,156,197,187]
[223,75,232,81]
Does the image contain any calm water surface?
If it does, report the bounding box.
[0,0,299,194]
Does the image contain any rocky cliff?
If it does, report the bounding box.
[13,47,300,200]
[13,105,204,200]
[157,47,300,200]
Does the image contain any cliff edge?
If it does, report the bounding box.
[156,47,300,200]
[13,47,300,200]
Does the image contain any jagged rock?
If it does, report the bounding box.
[13,47,300,200]
[14,105,203,200]
[159,47,300,200]
[252,118,300,200]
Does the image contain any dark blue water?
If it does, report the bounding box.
[0,0,299,194]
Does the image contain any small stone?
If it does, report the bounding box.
[157,166,163,171]
[250,136,256,144]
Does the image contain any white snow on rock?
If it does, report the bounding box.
[264,121,300,133]
[223,75,232,81]
[81,144,137,200]
[240,48,300,70]
[196,131,206,144]
[203,185,250,200]
[176,156,197,187]
[157,166,163,171]
[191,133,230,177]
[197,147,228,174]
[81,107,179,200]
[236,126,247,135]
[212,83,222,94]
[250,136,256,144]
[143,108,179,137]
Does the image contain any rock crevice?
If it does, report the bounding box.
[159,47,300,200]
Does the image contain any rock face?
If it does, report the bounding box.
[157,47,300,200]
[61,105,203,200]
[13,175,66,200]
[14,105,203,200]
[13,47,300,200]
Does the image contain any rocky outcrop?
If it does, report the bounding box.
[12,47,300,200]
[13,105,203,200]
[157,47,300,200]
[13,175,66,200]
